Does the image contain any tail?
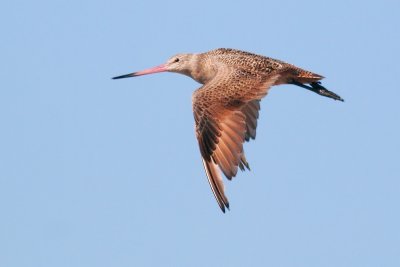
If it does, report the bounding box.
[288,69,344,101]
[274,66,323,86]
[293,68,324,84]
[274,65,343,101]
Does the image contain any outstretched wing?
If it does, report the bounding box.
[192,71,279,212]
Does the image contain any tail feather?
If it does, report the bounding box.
[295,69,324,84]
[274,67,324,86]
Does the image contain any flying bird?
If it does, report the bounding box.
[113,48,343,212]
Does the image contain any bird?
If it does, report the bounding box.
[112,48,343,213]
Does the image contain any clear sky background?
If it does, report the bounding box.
[1,0,399,266]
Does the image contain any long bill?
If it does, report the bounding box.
[112,64,167,79]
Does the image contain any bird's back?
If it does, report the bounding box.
[204,48,323,85]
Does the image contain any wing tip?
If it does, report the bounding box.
[202,158,231,213]
[219,201,230,213]
[239,154,251,171]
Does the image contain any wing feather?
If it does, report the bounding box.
[242,100,261,141]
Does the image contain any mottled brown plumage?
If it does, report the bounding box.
[113,48,343,213]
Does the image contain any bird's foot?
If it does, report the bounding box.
[310,82,344,102]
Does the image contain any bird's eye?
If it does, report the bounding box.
[174,58,180,63]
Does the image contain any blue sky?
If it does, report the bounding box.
[1,0,399,266]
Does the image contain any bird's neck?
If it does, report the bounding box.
[186,54,218,85]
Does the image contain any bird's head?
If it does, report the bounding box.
[164,53,195,74]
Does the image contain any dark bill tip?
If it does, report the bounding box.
[112,73,137,80]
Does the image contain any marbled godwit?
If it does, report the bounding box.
[113,48,343,213]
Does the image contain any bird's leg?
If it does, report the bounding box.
[290,80,344,102]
